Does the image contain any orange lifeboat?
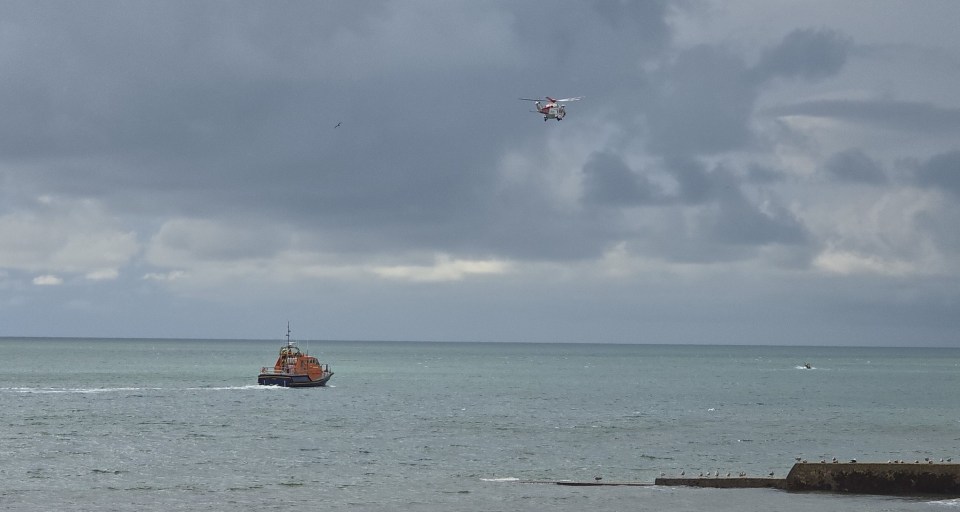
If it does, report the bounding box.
[257,324,334,387]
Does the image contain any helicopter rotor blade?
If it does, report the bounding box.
[554,96,583,103]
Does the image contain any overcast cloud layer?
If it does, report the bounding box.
[2,1,959,346]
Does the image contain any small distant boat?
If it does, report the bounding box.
[257,323,333,387]
[803,362,812,369]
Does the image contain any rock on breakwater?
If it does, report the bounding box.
[785,462,960,495]
[654,463,960,496]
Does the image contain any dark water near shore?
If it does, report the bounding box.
[2,338,959,511]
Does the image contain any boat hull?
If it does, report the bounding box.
[257,372,333,388]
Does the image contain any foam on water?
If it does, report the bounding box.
[1,386,162,394]
[931,498,960,507]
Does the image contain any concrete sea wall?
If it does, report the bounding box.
[654,477,785,490]
[652,463,960,496]
[785,462,960,495]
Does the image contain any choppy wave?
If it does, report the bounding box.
[1,384,285,394]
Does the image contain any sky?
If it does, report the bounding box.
[2,1,959,346]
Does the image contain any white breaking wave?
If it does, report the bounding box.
[930,498,960,507]
[1,387,161,394]
[1,385,286,393]
[480,477,519,482]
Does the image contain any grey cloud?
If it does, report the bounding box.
[666,157,720,204]
[767,99,960,133]
[2,1,959,346]
[590,0,672,39]
[745,164,786,184]
[644,28,850,158]
[916,150,960,196]
[674,161,809,248]
[581,151,664,206]
[699,191,808,248]
[822,149,887,185]
[645,45,757,156]
[752,28,851,82]
[604,158,812,263]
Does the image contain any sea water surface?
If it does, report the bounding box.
[1,338,959,511]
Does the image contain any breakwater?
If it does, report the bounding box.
[785,462,960,495]
[654,476,785,490]
[653,462,960,496]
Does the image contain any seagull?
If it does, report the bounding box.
[768,471,775,477]
[594,476,602,482]
[334,122,342,129]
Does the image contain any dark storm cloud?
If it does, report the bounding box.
[0,1,677,253]
[1,0,959,346]
[822,149,887,185]
[752,28,851,82]
[577,154,811,262]
[665,157,718,204]
[915,150,960,196]
[667,159,809,248]
[700,190,808,247]
[767,99,960,133]
[581,151,664,206]
[0,4,851,270]
[644,27,851,157]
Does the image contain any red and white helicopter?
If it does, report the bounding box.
[520,96,583,121]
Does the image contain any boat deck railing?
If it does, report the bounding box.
[259,365,330,375]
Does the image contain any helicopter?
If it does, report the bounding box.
[520,96,583,121]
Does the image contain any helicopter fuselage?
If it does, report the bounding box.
[535,102,566,121]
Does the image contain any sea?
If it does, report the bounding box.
[1,338,959,511]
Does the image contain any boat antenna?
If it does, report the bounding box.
[286,321,292,346]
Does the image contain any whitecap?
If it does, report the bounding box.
[930,498,960,507]
[2,387,159,394]
[189,385,272,391]
[480,477,519,482]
